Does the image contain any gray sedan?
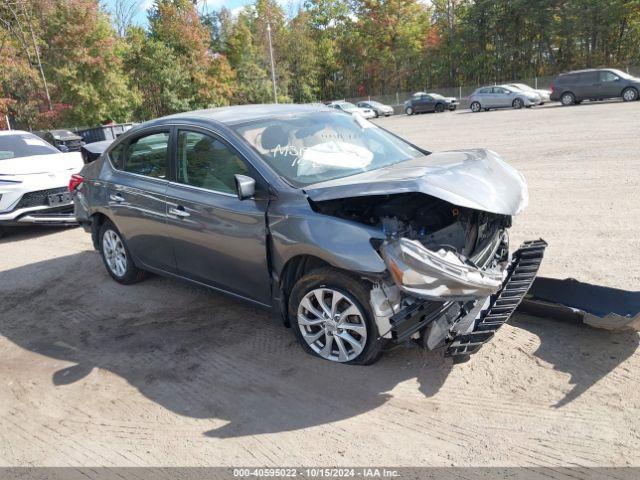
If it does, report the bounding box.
[468,85,541,112]
[72,104,544,365]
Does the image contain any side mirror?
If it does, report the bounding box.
[58,144,70,153]
[234,174,256,200]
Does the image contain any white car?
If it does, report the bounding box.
[0,130,83,237]
[327,101,377,119]
[508,83,552,104]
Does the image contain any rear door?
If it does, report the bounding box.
[578,72,600,99]
[104,128,176,273]
[165,127,272,305]
[492,87,511,107]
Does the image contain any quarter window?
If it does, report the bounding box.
[177,130,249,194]
[124,132,169,179]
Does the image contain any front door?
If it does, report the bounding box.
[598,70,623,99]
[165,128,272,305]
[106,129,176,273]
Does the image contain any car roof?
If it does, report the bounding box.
[560,68,601,75]
[153,103,331,127]
[0,129,32,137]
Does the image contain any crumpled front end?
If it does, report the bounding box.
[381,237,505,301]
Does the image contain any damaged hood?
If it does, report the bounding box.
[304,149,528,215]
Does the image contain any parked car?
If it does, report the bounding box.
[76,123,136,144]
[35,129,84,152]
[327,101,376,119]
[356,100,394,117]
[404,93,457,114]
[72,104,545,365]
[550,68,640,105]
[468,85,541,112]
[507,83,551,104]
[81,139,113,164]
[0,130,83,237]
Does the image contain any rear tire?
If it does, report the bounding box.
[622,87,638,102]
[561,92,575,106]
[288,267,384,365]
[99,220,146,284]
[405,106,413,115]
[470,101,481,113]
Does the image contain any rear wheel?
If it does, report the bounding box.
[561,92,575,106]
[405,106,414,115]
[513,98,524,109]
[622,87,638,102]
[470,101,481,113]
[288,267,384,365]
[99,220,146,284]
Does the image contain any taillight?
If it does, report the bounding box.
[549,82,554,94]
[68,174,83,192]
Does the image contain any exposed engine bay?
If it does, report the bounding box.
[311,192,517,347]
[310,192,511,276]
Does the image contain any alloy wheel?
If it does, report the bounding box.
[561,93,574,105]
[470,102,481,112]
[103,229,127,277]
[623,88,637,102]
[297,288,367,363]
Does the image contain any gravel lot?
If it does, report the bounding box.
[1,101,639,470]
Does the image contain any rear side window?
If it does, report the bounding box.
[478,88,491,94]
[579,72,598,83]
[124,132,169,179]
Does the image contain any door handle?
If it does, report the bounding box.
[109,193,125,203]
[168,206,190,218]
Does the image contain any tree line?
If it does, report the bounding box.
[1,0,639,130]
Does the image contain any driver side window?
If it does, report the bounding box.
[600,71,619,82]
[177,130,249,194]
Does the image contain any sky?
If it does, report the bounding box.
[102,0,295,28]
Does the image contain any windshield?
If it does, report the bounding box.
[232,111,424,187]
[0,133,59,160]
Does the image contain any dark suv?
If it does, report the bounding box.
[550,68,640,105]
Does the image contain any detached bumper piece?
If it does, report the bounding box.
[446,239,547,357]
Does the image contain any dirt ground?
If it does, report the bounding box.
[1,101,639,469]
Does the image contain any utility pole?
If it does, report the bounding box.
[267,22,278,104]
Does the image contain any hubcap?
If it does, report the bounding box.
[297,288,367,363]
[562,94,572,105]
[471,103,479,112]
[103,229,127,277]
[624,89,636,101]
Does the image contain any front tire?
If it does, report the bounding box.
[470,101,481,113]
[513,98,524,109]
[99,220,146,284]
[561,92,575,106]
[435,103,445,113]
[288,267,384,365]
[622,87,638,102]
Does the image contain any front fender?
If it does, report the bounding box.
[268,213,386,280]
